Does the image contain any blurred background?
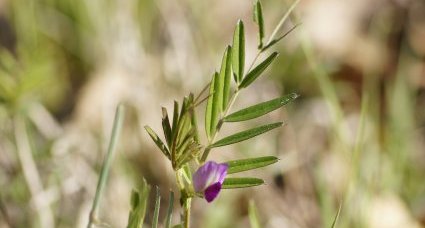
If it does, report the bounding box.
[0,0,424,227]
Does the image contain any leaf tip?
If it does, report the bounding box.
[161,107,168,117]
[237,19,244,26]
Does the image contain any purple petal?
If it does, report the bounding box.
[193,161,228,192]
[204,182,222,203]
[215,163,228,184]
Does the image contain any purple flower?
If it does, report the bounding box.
[193,161,228,203]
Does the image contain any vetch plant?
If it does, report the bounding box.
[87,0,300,227]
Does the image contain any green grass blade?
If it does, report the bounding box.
[210,122,283,148]
[253,0,265,49]
[239,52,278,89]
[152,186,161,228]
[205,73,216,140]
[226,156,278,174]
[331,201,342,228]
[248,200,261,228]
[224,93,298,122]
[232,20,245,83]
[221,46,233,110]
[164,191,174,228]
[222,177,264,189]
[89,105,125,227]
[144,125,170,160]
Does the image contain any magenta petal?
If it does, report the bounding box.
[193,161,228,192]
[204,182,222,203]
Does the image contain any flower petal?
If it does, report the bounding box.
[204,182,222,203]
[215,163,228,184]
[193,161,228,192]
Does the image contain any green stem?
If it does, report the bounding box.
[266,0,300,45]
[246,52,262,74]
[183,197,191,228]
[87,105,125,228]
[201,89,240,162]
[176,169,192,228]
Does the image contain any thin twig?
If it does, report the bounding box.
[87,105,125,228]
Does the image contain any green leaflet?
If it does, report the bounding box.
[232,20,245,83]
[221,46,233,110]
[189,93,200,143]
[161,107,172,147]
[239,52,278,89]
[205,73,215,140]
[224,93,298,122]
[127,180,150,228]
[205,72,223,140]
[226,156,278,174]
[253,0,265,49]
[152,186,161,228]
[210,122,283,148]
[222,177,264,189]
[144,125,170,160]
[176,100,191,146]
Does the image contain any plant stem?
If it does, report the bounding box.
[87,104,125,228]
[176,169,192,228]
[201,89,240,162]
[183,197,191,228]
[14,116,54,228]
[246,52,261,74]
[267,0,300,45]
